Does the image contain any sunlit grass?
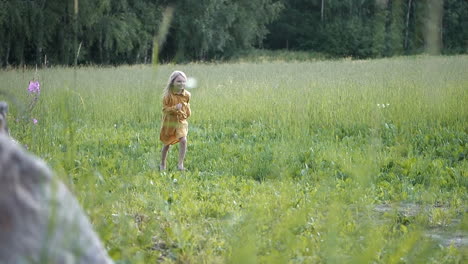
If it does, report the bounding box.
[1,55,467,263]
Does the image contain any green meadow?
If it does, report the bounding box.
[1,55,467,263]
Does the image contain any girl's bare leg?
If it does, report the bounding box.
[160,145,170,170]
[178,137,187,170]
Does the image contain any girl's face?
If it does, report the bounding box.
[173,75,186,92]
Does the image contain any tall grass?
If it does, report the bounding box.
[1,55,467,263]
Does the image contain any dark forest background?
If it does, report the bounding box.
[0,0,466,67]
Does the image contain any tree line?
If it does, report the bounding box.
[266,0,467,58]
[0,0,466,67]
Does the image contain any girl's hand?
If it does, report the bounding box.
[176,103,183,110]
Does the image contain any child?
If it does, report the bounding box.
[159,71,191,171]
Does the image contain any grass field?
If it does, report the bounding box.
[1,55,467,263]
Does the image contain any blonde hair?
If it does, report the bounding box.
[162,71,187,98]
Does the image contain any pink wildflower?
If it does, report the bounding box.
[28,81,40,94]
[32,118,38,124]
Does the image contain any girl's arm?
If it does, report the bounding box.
[162,96,180,114]
[184,93,191,118]
[185,103,191,118]
[179,93,191,119]
[174,102,189,120]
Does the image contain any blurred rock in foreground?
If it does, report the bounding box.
[0,102,113,264]
[0,101,9,135]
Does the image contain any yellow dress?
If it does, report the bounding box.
[159,90,191,145]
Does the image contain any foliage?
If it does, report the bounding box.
[0,0,282,66]
[1,0,467,66]
[164,0,283,62]
[265,0,468,58]
[1,55,467,263]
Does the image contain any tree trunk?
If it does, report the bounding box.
[404,0,412,50]
[425,0,443,54]
[36,11,43,66]
[321,0,324,22]
[5,41,10,67]
[35,0,48,66]
[99,34,103,64]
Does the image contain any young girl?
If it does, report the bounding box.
[159,71,191,171]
